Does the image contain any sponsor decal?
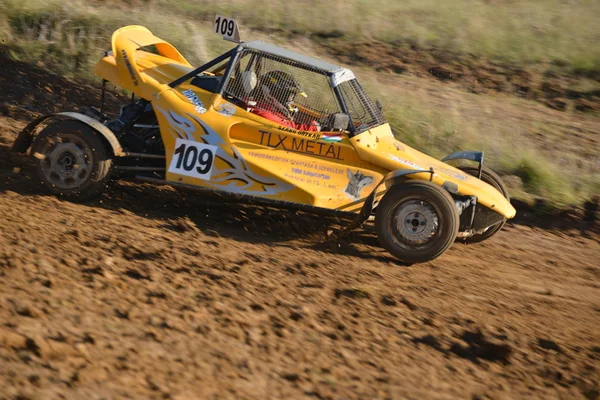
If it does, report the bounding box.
[344,169,373,201]
[215,102,236,117]
[435,166,468,181]
[291,168,330,181]
[274,126,342,142]
[259,130,343,160]
[121,50,139,86]
[247,152,346,175]
[181,89,207,114]
[282,167,338,189]
[246,151,341,189]
[276,126,321,140]
[387,154,426,170]
[283,169,338,189]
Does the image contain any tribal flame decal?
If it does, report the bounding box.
[156,107,292,196]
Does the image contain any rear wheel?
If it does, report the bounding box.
[31,120,112,200]
[458,166,509,243]
[375,181,459,264]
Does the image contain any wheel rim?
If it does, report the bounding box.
[393,199,440,248]
[38,133,93,190]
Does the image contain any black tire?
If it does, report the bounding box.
[375,181,459,264]
[457,166,509,243]
[31,120,112,200]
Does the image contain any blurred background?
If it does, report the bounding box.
[1,0,599,207]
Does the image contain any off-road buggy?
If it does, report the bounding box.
[13,25,515,264]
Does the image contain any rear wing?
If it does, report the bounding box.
[111,25,191,87]
[94,25,192,97]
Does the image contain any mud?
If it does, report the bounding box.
[0,51,599,400]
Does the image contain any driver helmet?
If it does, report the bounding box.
[256,70,307,118]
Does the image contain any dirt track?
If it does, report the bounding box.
[1,54,599,400]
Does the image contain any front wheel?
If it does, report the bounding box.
[457,166,509,243]
[375,181,459,264]
[31,120,113,200]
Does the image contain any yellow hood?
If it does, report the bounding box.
[351,124,516,219]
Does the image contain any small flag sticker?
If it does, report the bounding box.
[321,133,342,142]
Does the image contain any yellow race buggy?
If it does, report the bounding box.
[13,25,516,264]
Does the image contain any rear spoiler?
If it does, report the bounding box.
[109,25,191,89]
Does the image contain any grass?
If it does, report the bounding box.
[156,0,600,74]
[3,0,600,76]
[367,74,599,206]
[2,0,200,78]
[1,0,598,206]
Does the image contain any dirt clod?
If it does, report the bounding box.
[538,338,562,353]
[451,330,513,364]
[124,269,151,281]
[400,296,418,311]
[381,295,397,306]
[334,288,371,300]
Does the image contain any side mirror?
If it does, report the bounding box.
[329,113,350,131]
[376,99,383,113]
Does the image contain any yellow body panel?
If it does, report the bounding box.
[152,90,386,213]
[350,125,516,218]
[94,25,192,99]
[94,25,515,219]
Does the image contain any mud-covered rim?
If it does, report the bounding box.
[390,196,442,251]
[37,132,94,190]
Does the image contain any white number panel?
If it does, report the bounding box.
[213,14,240,42]
[168,139,217,180]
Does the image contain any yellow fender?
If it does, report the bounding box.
[12,112,125,157]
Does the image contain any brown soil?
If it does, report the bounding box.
[1,52,599,400]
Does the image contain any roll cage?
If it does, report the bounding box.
[168,42,386,136]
